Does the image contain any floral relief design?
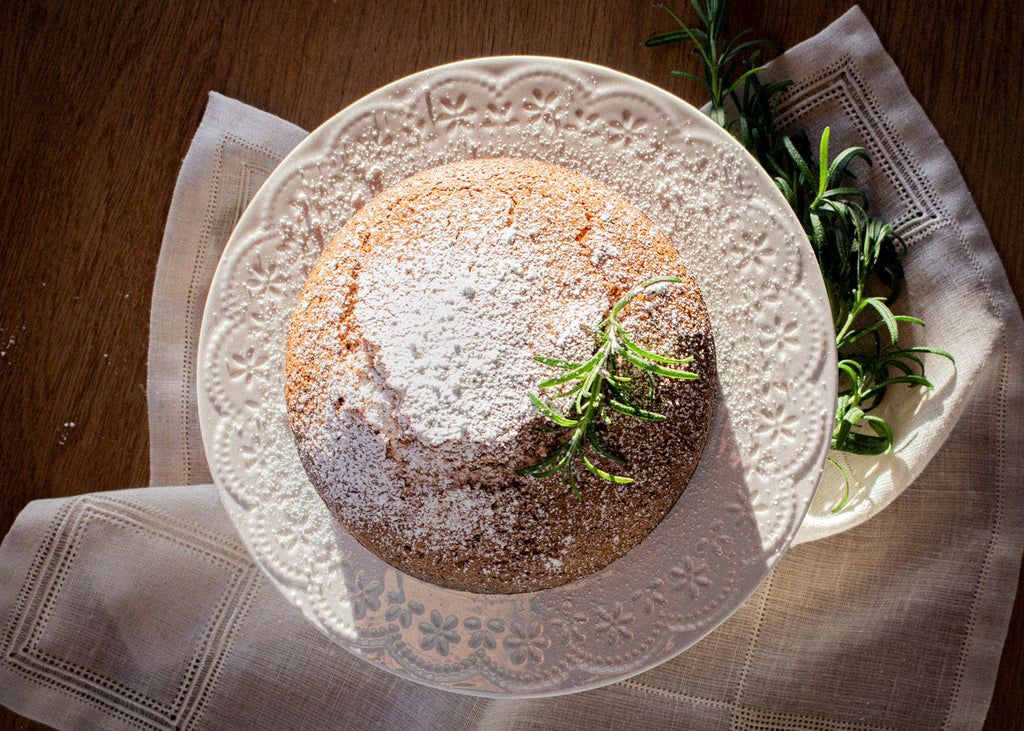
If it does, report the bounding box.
[279,190,329,263]
[757,295,802,362]
[523,88,559,129]
[362,112,396,147]
[465,617,505,651]
[630,578,668,614]
[697,520,734,557]
[348,570,384,620]
[735,230,775,274]
[607,109,647,147]
[238,436,259,471]
[727,484,769,527]
[364,113,428,150]
[502,621,549,665]
[384,598,425,629]
[435,94,476,133]
[563,107,601,134]
[671,557,712,598]
[268,500,308,555]
[226,346,268,387]
[237,409,271,470]
[594,603,635,645]
[758,397,801,446]
[550,611,588,647]
[418,610,461,656]
[482,102,519,127]
[245,254,288,299]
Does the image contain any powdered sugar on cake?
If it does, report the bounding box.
[284,158,717,594]
[352,208,593,447]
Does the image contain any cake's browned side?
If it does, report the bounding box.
[285,158,716,594]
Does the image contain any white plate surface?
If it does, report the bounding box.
[197,57,836,696]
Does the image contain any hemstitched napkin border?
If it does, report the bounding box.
[1,492,263,731]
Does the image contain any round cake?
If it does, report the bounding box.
[285,158,716,594]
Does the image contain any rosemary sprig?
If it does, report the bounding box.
[646,1,954,511]
[644,0,776,127]
[517,277,697,500]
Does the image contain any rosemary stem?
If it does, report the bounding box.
[835,284,868,349]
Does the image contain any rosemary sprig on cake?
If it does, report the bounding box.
[646,0,954,510]
[517,277,697,499]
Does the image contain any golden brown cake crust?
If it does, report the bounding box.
[285,158,716,594]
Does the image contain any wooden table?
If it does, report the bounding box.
[2,1,1021,728]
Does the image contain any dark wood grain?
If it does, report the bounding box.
[1,1,1020,728]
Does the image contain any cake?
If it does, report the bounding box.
[285,157,716,594]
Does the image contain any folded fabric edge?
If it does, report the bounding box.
[147,92,307,487]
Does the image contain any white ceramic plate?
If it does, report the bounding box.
[197,57,836,696]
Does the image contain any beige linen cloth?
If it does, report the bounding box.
[2,7,1022,729]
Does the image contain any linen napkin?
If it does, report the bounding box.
[3,6,1023,730]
